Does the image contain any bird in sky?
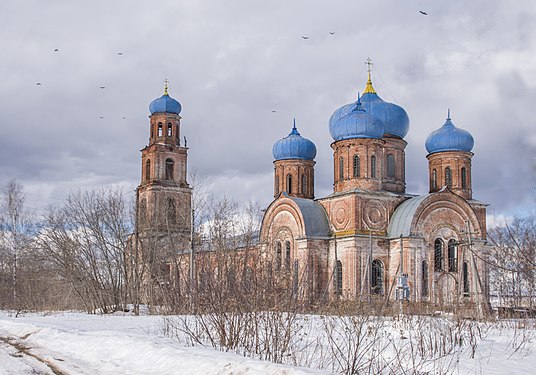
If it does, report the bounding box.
[117,52,123,56]
[100,86,105,89]
[99,116,104,119]
[302,36,309,40]
[329,32,335,35]
[36,82,42,86]
[53,48,59,52]
[272,110,276,113]
[420,11,428,15]
[122,117,126,120]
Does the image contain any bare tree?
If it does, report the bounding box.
[36,188,132,313]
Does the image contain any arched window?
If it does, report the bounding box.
[387,154,395,178]
[158,123,163,137]
[371,155,377,178]
[285,241,291,270]
[335,260,342,295]
[339,157,344,180]
[165,158,174,180]
[462,261,470,295]
[151,125,154,138]
[461,167,467,189]
[445,167,452,188]
[167,123,172,136]
[276,242,282,271]
[167,198,176,224]
[286,174,292,194]
[434,239,443,272]
[371,260,384,295]
[301,175,306,195]
[274,175,279,195]
[422,260,429,297]
[448,239,457,272]
[353,155,360,177]
[432,169,437,191]
[145,159,151,181]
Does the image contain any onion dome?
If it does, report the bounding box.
[425,111,474,154]
[272,120,317,161]
[329,96,385,141]
[359,72,409,138]
[329,68,409,139]
[149,84,182,115]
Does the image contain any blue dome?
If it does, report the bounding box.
[329,99,384,141]
[149,90,182,115]
[329,74,410,139]
[425,114,474,154]
[360,92,409,138]
[272,122,317,161]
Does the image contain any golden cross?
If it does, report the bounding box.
[164,78,169,95]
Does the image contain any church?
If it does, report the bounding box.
[136,67,490,310]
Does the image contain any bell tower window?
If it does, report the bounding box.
[165,158,174,180]
[432,169,437,191]
[371,155,377,178]
[445,167,452,188]
[145,159,151,181]
[461,167,467,189]
[286,174,292,194]
[275,175,279,195]
[167,123,172,136]
[301,175,306,195]
[339,157,344,180]
[158,123,163,137]
[353,155,360,177]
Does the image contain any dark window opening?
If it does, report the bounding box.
[167,123,172,137]
[158,123,163,137]
[432,169,437,191]
[434,238,443,272]
[463,262,470,295]
[353,155,360,177]
[445,167,452,188]
[448,239,457,272]
[275,175,279,195]
[339,157,344,180]
[286,174,292,194]
[371,155,377,178]
[371,259,384,295]
[301,175,306,195]
[461,167,467,189]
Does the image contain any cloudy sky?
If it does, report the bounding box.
[0,0,535,222]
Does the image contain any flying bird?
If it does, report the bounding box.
[122,117,126,120]
[100,86,105,89]
[419,11,428,15]
[329,32,335,35]
[53,48,59,52]
[117,52,123,55]
[302,36,309,40]
[272,110,276,113]
[36,82,42,86]
[99,116,104,119]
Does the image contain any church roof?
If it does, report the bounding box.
[149,84,182,115]
[287,194,331,238]
[272,121,317,161]
[425,112,474,154]
[387,193,432,238]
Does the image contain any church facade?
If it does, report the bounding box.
[136,71,490,310]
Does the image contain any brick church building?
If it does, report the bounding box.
[136,69,490,309]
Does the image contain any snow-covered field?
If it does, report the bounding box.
[1,310,535,374]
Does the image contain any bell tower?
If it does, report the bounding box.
[137,83,192,253]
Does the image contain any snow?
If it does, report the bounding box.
[1,311,536,374]
[0,312,327,375]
